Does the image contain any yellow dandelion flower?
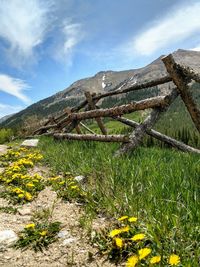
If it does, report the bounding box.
[126,255,138,267]
[131,233,145,241]
[26,183,34,187]
[24,192,32,201]
[109,229,122,237]
[71,185,79,189]
[18,193,24,198]
[138,248,152,260]
[168,254,180,265]
[150,255,161,264]
[128,217,138,222]
[25,223,35,229]
[40,230,47,236]
[114,237,123,248]
[120,225,130,233]
[118,215,128,221]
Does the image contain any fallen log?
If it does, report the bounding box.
[67,95,168,121]
[54,133,129,143]
[162,54,200,133]
[114,117,200,154]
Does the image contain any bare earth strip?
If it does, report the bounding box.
[0,162,114,267]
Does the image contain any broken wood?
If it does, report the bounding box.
[162,54,200,133]
[54,133,129,143]
[85,91,107,135]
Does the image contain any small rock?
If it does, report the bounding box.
[74,175,85,183]
[62,237,77,247]
[0,145,7,155]
[21,139,39,147]
[0,230,18,251]
[57,230,70,239]
[18,207,31,216]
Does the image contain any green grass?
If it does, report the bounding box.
[39,136,200,266]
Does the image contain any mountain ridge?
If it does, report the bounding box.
[1,49,200,129]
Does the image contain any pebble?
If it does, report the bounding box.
[0,230,18,251]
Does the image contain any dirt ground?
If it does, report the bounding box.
[0,146,116,267]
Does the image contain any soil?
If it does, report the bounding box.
[0,146,116,267]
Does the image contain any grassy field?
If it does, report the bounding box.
[39,137,200,266]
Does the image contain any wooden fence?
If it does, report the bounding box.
[33,54,200,156]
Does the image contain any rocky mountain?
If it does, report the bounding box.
[0,114,14,124]
[1,49,200,129]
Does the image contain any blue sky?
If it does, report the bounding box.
[0,0,200,118]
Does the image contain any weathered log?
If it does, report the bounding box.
[115,108,163,156]
[162,54,200,133]
[114,117,200,154]
[176,64,200,83]
[115,88,179,156]
[67,95,168,121]
[54,133,129,143]
[85,91,107,135]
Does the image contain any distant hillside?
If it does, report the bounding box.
[0,114,14,124]
[1,49,200,130]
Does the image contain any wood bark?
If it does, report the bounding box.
[54,133,129,143]
[162,54,200,133]
[176,64,200,83]
[114,117,200,154]
[85,91,107,135]
[115,108,163,156]
[67,95,168,121]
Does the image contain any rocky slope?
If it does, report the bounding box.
[1,49,200,129]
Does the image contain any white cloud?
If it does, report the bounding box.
[190,45,200,51]
[0,103,23,119]
[54,21,84,64]
[0,0,51,67]
[130,2,200,56]
[0,74,30,103]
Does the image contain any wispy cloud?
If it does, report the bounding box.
[53,21,84,65]
[0,103,23,119]
[0,0,51,67]
[0,74,30,103]
[190,45,200,51]
[128,2,200,56]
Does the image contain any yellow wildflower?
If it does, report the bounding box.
[24,192,32,201]
[131,233,145,241]
[109,229,122,237]
[59,181,65,185]
[128,217,138,222]
[118,215,128,221]
[109,226,130,237]
[40,230,47,236]
[71,185,78,189]
[138,248,152,260]
[126,255,138,267]
[150,256,161,264]
[18,193,24,198]
[168,254,180,265]
[120,225,130,233]
[114,237,123,248]
[25,223,35,229]
[26,183,34,187]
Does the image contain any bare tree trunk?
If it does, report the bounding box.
[54,133,129,143]
[162,54,200,133]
